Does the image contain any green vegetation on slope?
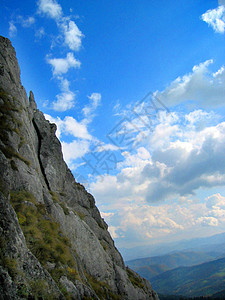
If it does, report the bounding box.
[9,190,81,298]
[151,256,225,297]
[9,190,122,299]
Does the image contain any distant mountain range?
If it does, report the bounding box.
[120,232,225,261]
[126,250,220,280]
[151,256,225,297]
[125,232,225,298]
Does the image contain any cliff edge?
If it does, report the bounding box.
[0,36,158,300]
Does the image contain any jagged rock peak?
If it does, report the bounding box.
[0,36,159,299]
[29,91,37,110]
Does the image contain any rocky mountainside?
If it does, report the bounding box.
[0,35,158,299]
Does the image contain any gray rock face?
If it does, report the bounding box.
[0,35,159,299]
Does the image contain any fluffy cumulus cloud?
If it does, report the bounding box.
[96,186,225,247]
[45,92,102,167]
[89,107,225,246]
[156,60,225,107]
[196,216,219,227]
[201,5,225,33]
[99,114,225,203]
[53,91,75,111]
[45,113,93,141]
[37,0,84,111]
[37,0,83,51]
[148,122,225,201]
[61,116,92,140]
[47,52,81,75]
[99,193,225,247]
[61,20,83,51]
[37,0,62,20]
[51,91,101,119]
[49,76,77,111]
[82,93,102,123]
[62,139,90,165]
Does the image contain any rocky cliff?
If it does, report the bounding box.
[0,36,158,300]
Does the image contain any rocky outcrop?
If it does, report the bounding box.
[0,35,158,299]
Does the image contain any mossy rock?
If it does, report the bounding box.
[9,189,79,298]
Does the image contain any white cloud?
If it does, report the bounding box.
[213,65,225,79]
[85,93,102,114]
[108,226,120,239]
[89,108,225,246]
[45,114,92,140]
[201,5,225,33]
[45,91,102,140]
[50,76,77,111]
[184,109,219,127]
[37,0,62,20]
[95,183,225,246]
[61,20,83,51]
[44,113,95,168]
[96,196,209,246]
[9,16,35,37]
[148,122,225,201]
[37,0,83,51]
[82,93,102,123]
[46,55,80,111]
[18,16,35,27]
[156,60,225,107]
[37,0,84,113]
[101,212,115,218]
[47,52,81,75]
[63,116,92,140]
[53,91,75,111]
[196,216,219,227]
[206,193,225,209]
[62,140,90,164]
[92,110,225,204]
[9,22,17,37]
[96,143,120,152]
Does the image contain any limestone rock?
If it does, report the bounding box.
[0,35,159,299]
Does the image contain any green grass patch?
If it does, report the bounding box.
[73,210,86,220]
[0,237,18,280]
[10,191,72,266]
[50,191,70,215]
[29,279,58,300]
[10,190,79,298]
[86,273,122,300]
[126,267,145,289]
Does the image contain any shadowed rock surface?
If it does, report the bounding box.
[0,35,158,299]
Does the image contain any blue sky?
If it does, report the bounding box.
[1,0,225,249]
